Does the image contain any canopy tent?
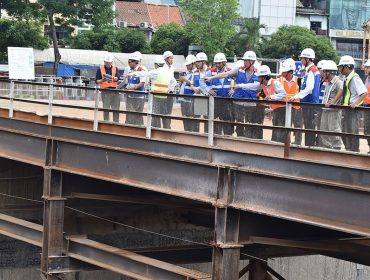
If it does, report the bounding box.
[34,48,186,73]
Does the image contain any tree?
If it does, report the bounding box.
[261,25,338,62]
[70,28,151,53]
[232,18,266,57]
[179,0,239,59]
[150,23,190,56]
[0,19,48,62]
[3,0,115,74]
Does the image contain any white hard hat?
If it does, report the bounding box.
[321,60,337,71]
[242,51,257,61]
[154,56,166,65]
[184,54,196,66]
[196,52,208,62]
[213,52,227,63]
[163,51,174,59]
[364,59,370,67]
[253,60,261,70]
[299,48,315,59]
[104,53,114,63]
[317,60,327,69]
[256,65,271,77]
[128,52,140,62]
[134,51,142,61]
[280,58,296,72]
[338,55,355,66]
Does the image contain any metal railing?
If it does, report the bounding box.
[0,79,369,156]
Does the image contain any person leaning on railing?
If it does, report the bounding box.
[327,55,367,153]
[363,59,370,155]
[95,53,120,123]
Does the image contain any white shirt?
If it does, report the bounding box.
[164,64,176,91]
[347,71,368,103]
[295,63,315,99]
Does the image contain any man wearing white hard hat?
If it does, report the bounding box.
[209,52,234,136]
[125,52,147,126]
[363,59,370,154]
[95,53,121,122]
[317,60,343,149]
[279,58,303,145]
[255,65,287,142]
[162,51,176,128]
[328,55,367,152]
[205,51,261,138]
[291,48,321,147]
[148,56,176,129]
[317,60,328,104]
[178,54,198,132]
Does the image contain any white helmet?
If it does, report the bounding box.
[163,50,174,59]
[321,60,337,71]
[134,51,142,61]
[242,51,257,61]
[213,52,227,63]
[104,53,114,63]
[299,48,315,59]
[317,60,327,69]
[364,59,370,67]
[338,55,355,66]
[280,58,296,72]
[128,52,141,62]
[154,56,166,65]
[196,52,208,62]
[184,54,196,66]
[256,65,271,77]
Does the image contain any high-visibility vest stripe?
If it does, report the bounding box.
[100,66,117,89]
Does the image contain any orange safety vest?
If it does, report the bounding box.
[282,78,300,109]
[364,78,370,104]
[100,66,117,89]
[262,80,284,110]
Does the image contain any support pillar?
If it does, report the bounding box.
[41,168,65,279]
[212,168,241,280]
[249,260,273,280]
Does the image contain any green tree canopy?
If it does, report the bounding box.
[261,25,338,62]
[69,28,151,53]
[179,0,239,59]
[3,0,115,74]
[0,19,48,62]
[150,23,190,56]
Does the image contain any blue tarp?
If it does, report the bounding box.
[41,63,98,77]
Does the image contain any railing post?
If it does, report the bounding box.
[93,88,99,131]
[9,81,14,118]
[146,91,153,139]
[208,95,215,146]
[284,102,292,158]
[48,84,54,125]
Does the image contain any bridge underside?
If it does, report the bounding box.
[0,111,369,279]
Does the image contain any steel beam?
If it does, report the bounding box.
[66,236,211,280]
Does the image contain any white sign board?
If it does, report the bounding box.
[8,47,35,80]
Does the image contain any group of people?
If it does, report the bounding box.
[95,48,370,154]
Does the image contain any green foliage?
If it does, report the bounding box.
[261,25,338,62]
[150,23,190,56]
[70,28,150,53]
[0,19,48,62]
[179,0,239,59]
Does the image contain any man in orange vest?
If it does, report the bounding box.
[95,53,120,122]
[363,59,370,154]
[280,58,303,145]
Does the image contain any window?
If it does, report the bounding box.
[310,21,322,34]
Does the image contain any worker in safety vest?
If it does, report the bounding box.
[205,51,261,139]
[148,56,176,129]
[328,55,367,152]
[280,58,303,145]
[95,53,120,123]
[290,48,321,147]
[209,52,234,136]
[363,59,370,154]
[178,54,199,132]
[316,60,343,149]
[125,52,147,126]
[256,65,287,143]
[163,51,176,129]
